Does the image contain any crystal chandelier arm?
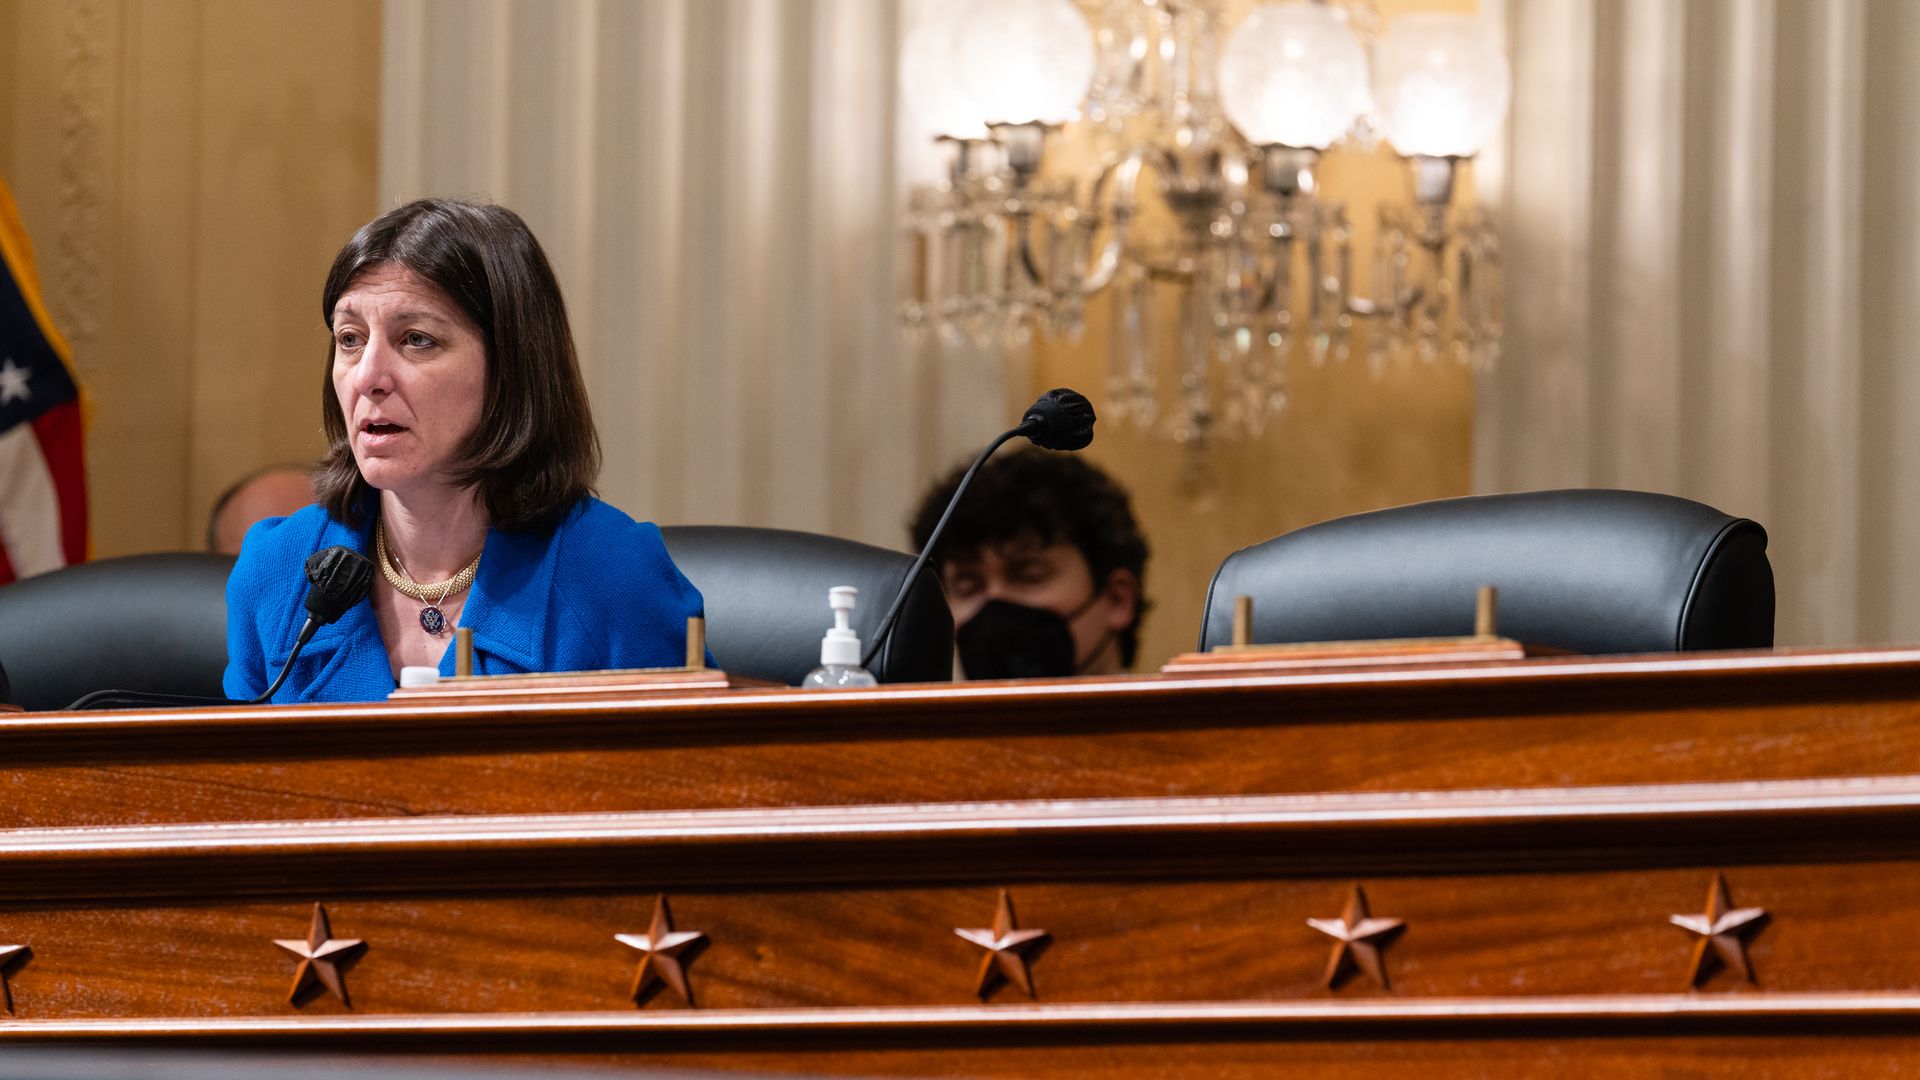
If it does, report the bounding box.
[1248,212,1294,318]
[1014,211,1049,290]
[1078,149,1151,294]
[1252,215,1295,345]
[1008,147,1152,300]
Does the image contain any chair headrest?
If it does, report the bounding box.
[662,526,953,685]
[0,553,236,711]
[1199,489,1773,655]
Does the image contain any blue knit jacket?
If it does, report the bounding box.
[224,498,708,703]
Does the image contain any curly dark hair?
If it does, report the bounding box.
[910,447,1150,666]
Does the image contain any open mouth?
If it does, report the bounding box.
[361,420,408,438]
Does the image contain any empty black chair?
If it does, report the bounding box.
[1198,489,1773,655]
[0,553,235,711]
[662,525,952,684]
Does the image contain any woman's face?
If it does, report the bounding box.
[330,263,488,500]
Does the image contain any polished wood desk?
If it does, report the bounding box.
[0,648,1916,1075]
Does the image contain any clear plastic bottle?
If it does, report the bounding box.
[802,585,879,688]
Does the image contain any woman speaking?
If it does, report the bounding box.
[224,199,706,703]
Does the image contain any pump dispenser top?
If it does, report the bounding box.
[822,586,861,666]
[803,586,878,688]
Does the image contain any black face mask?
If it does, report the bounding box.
[955,592,1111,680]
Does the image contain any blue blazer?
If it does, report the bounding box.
[224,498,708,704]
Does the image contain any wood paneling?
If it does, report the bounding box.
[0,651,1914,1070]
[0,769,1912,1068]
[0,648,1917,827]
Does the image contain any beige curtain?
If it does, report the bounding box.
[1482,0,1920,645]
[382,0,994,549]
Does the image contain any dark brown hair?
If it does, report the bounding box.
[315,198,600,530]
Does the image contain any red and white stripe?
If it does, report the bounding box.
[0,398,85,584]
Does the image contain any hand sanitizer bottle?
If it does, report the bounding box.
[802,585,879,688]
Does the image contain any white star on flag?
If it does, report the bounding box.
[0,358,29,406]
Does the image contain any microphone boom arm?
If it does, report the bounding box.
[860,426,1025,671]
[249,616,321,705]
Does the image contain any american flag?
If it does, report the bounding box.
[0,180,86,584]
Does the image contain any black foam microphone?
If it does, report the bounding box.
[249,546,375,704]
[302,546,377,626]
[1015,387,1096,451]
[860,389,1098,670]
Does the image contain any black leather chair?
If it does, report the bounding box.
[0,529,948,710]
[0,553,235,711]
[662,526,952,685]
[1198,489,1773,655]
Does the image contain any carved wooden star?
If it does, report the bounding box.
[1308,885,1406,989]
[955,890,1050,999]
[1670,874,1768,987]
[616,895,707,1006]
[0,944,30,1013]
[273,904,365,1006]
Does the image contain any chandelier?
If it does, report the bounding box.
[899,0,1510,449]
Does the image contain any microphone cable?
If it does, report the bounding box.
[860,388,1097,671]
[249,546,376,705]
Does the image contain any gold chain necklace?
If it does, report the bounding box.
[375,520,481,636]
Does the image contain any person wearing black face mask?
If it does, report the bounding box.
[955,582,1119,679]
[908,448,1149,679]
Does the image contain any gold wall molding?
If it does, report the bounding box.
[50,0,111,360]
[0,0,380,556]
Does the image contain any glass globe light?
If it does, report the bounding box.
[953,0,1096,126]
[1218,3,1370,150]
[900,8,988,139]
[1372,13,1510,158]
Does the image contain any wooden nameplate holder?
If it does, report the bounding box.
[388,617,780,704]
[1161,587,1567,675]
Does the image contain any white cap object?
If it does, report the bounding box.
[820,586,863,666]
[398,665,441,688]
